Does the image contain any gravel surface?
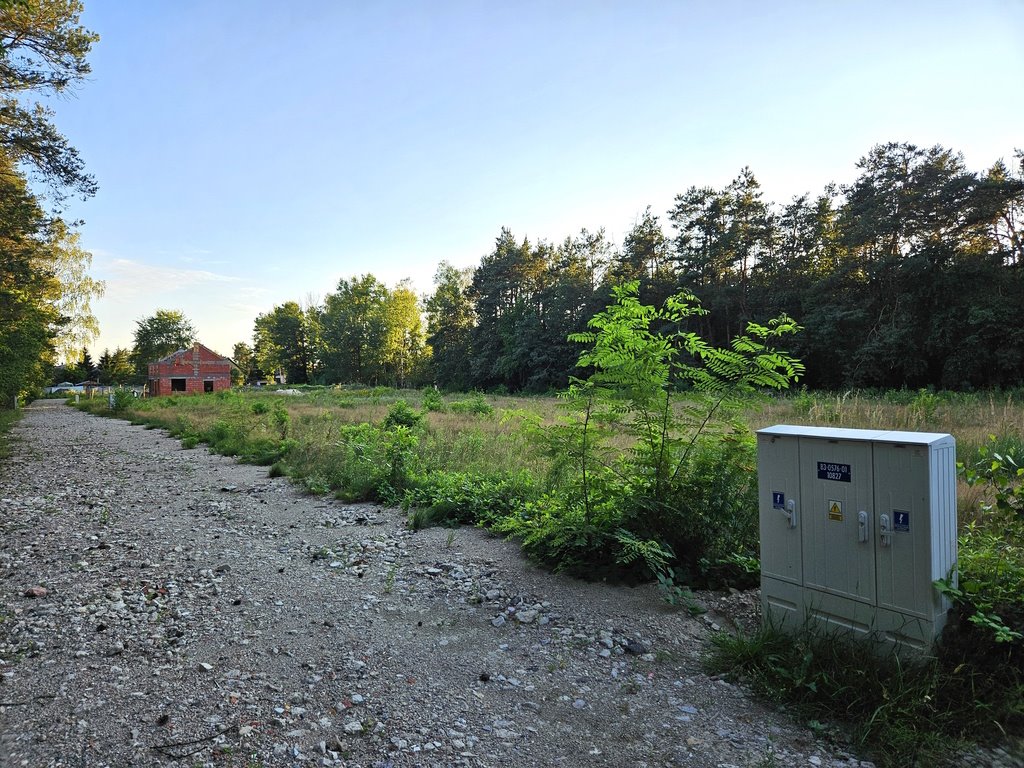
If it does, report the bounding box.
[0,400,1007,767]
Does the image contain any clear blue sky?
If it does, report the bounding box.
[52,0,1024,360]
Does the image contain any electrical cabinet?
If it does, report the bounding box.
[757,425,957,651]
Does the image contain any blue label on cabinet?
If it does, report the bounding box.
[893,510,910,533]
[772,491,785,509]
[817,461,851,482]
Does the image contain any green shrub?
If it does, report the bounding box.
[947,436,1024,643]
[382,426,418,501]
[402,470,535,529]
[614,434,758,583]
[206,419,239,455]
[383,399,422,429]
[272,403,290,438]
[0,408,20,461]
[281,422,420,503]
[110,388,135,412]
[448,392,493,416]
[791,386,815,415]
[492,491,624,576]
[510,282,801,583]
[910,388,941,424]
[421,388,446,412]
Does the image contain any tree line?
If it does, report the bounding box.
[0,0,105,408]
[229,142,1023,392]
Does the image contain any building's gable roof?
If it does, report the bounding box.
[151,343,230,366]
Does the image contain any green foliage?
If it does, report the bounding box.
[654,567,705,614]
[272,403,289,438]
[708,622,1023,768]
[318,275,429,387]
[382,426,418,502]
[402,470,534,529]
[382,399,422,430]
[960,435,1024,522]
[448,391,494,416]
[230,142,1024,396]
[0,408,20,461]
[790,386,815,415]
[276,421,420,503]
[909,388,940,424]
[491,491,623,576]
[421,388,446,412]
[109,388,134,412]
[613,529,673,575]
[931,439,1024,646]
[253,301,315,384]
[131,310,196,378]
[0,0,98,201]
[425,262,475,391]
[504,282,801,583]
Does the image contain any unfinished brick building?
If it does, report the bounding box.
[147,343,233,396]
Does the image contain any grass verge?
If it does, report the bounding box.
[706,615,1023,767]
[0,408,21,461]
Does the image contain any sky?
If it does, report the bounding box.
[46,0,1024,361]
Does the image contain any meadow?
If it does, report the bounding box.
[71,384,1023,766]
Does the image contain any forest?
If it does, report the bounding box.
[231,142,1024,395]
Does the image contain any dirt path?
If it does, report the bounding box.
[0,400,874,768]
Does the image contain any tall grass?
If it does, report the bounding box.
[76,386,552,497]
[0,408,21,461]
[752,388,1024,451]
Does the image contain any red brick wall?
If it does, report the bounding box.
[146,343,233,396]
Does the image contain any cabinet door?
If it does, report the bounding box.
[758,432,802,585]
[873,442,931,618]
[799,438,875,604]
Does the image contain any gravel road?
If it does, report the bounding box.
[0,401,890,767]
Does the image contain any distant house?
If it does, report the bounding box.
[147,343,233,396]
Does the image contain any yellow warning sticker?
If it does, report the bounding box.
[828,500,843,521]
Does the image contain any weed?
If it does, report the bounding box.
[0,409,20,459]
[791,386,814,416]
[448,392,494,416]
[304,475,331,495]
[402,470,535,529]
[619,680,641,695]
[383,564,398,594]
[707,621,1022,767]
[109,388,135,412]
[383,399,422,429]
[311,547,333,561]
[910,388,941,425]
[445,529,456,549]
[655,568,705,615]
[421,388,446,413]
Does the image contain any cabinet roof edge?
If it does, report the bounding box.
[757,424,954,445]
